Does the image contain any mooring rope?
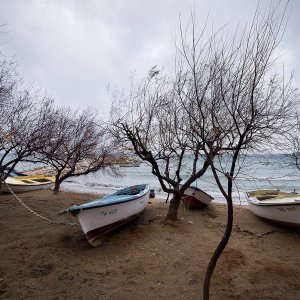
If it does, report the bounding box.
[3,181,76,226]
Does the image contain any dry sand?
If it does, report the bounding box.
[0,190,299,299]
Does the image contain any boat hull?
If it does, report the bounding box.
[180,185,213,208]
[248,202,300,229]
[246,190,300,229]
[71,185,150,246]
[183,195,208,209]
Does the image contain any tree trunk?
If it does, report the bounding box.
[53,176,61,194]
[166,193,182,221]
[0,172,3,194]
[203,196,233,299]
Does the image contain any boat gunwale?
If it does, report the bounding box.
[248,201,300,207]
[179,184,214,200]
[188,185,214,199]
[246,192,300,206]
[68,184,149,213]
[2,181,54,188]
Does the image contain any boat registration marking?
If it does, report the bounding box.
[276,206,296,212]
[100,208,118,216]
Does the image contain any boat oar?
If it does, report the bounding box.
[58,209,68,215]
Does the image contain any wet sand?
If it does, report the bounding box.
[0,190,299,299]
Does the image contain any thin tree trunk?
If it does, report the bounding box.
[53,174,61,194]
[53,181,60,194]
[203,196,233,299]
[0,174,3,195]
[166,194,182,221]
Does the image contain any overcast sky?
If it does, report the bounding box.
[1,0,299,118]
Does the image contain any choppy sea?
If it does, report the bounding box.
[20,154,300,205]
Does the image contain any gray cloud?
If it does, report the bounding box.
[1,0,299,117]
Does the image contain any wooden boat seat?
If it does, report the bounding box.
[20,179,34,184]
[251,190,300,201]
[32,178,51,183]
[256,195,277,201]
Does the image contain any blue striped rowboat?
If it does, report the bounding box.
[67,184,150,246]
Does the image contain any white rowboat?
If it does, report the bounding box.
[2,175,55,193]
[246,190,300,229]
[67,184,150,246]
[179,185,213,208]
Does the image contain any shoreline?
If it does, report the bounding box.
[21,162,261,205]
[60,181,249,206]
[1,189,299,299]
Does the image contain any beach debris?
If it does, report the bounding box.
[150,189,155,198]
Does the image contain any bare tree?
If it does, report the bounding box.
[111,1,298,298]
[34,107,115,193]
[286,113,300,171]
[0,50,55,193]
[174,3,297,299]
[0,86,53,186]
[110,70,216,221]
[0,55,18,146]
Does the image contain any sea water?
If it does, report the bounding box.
[54,154,300,205]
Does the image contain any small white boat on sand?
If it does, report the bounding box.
[66,184,150,246]
[180,185,213,209]
[246,190,300,229]
[2,175,55,193]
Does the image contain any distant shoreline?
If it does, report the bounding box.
[16,153,300,207]
[60,181,249,206]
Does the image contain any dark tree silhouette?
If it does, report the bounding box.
[174,3,297,299]
[34,107,115,193]
[111,1,298,298]
[0,53,54,189]
[110,70,216,221]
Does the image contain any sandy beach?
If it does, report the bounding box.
[0,190,299,299]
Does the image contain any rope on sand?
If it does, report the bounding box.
[3,181,76,227]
